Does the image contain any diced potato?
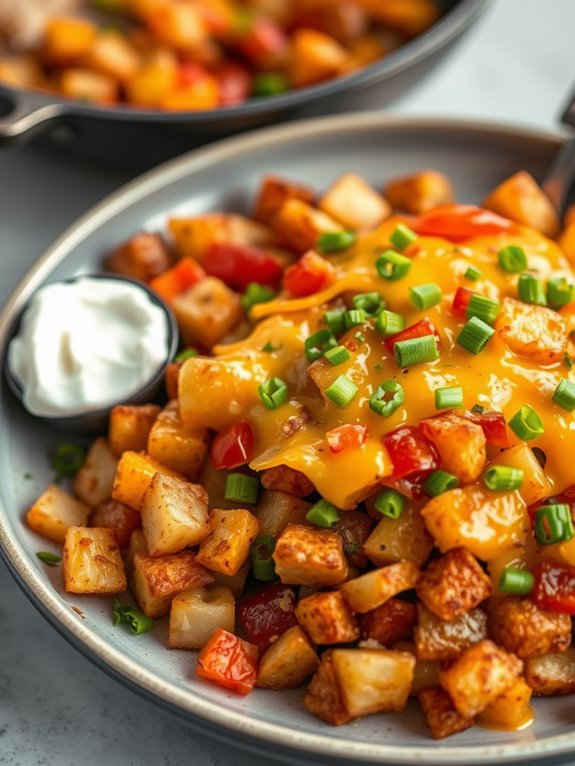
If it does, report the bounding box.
[141,473,210,556]
[89,499,141,548]
[487,596,571,658]
[524,647,575,695]
[125,528,148,583]
[254,175,315,224]
[253,490,311,537]
[59,69,119,104]
[340,561,420,614]
[392,642,441,696]
[63,526,127,595]
[477,679,533,729]
[85,31,141,82]
[363,504,433,568]
[483,170,559,238]
[0,55,44,89]
[273,198,343,253]
[27,485,91,545]
[331,648,414,717]
[416,548,492,621]
[384,170,453,214]
[295,591,359,645]
[125,48,179,107]
[273,524,348,586]
[289,29,349,89]
[359,599,417,645]
[211,560,250,597]
[172,277,242,349]
[43,17,98,65]
[319,173,391,231]
[196,508,260,576]
[419,413,486,484]
[558,220,575,263]
[112,451,184,510]
[139,0,207,50]
[487,443,551,506]
[73,437,118,508]
[415,604,488,662]
[362,0,440,37]
[147,400,209,479]
[169,213,274,262]
[439,640,523,718]
[109,404,161,458]
[257,626,319,690]
[132,551,213,618]
[305,650,355,725]
[260,465,314,498]
[169,584,234,649]
[418,687,474,740]
[104,232,173,282]
[496,296,567,364]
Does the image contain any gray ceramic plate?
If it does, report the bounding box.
[1,114,574,766]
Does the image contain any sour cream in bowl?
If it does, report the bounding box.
[5,274,178,433]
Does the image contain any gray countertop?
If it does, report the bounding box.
[1,1,574,764]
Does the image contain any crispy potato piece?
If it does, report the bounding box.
[415,604,488,662]
[296,591,359,645]
[333,509,373,568]
[73,437,117,508]
[27,485,90,545]
[340,561,420,614]
[558,220,575,263]
[363,503,433,568]
[89,499,141,548]
[172,277,242,349]
[289,29,349,89]
[273,198,343,253]
[59,67,121,104]
[483,170,559,238]
[362,0,440,37]
[257,626,319,690]
[260,465,315,498]
[147,400,209,480]
[496,296,567,364]
[416,548,492,621]
[273,524,348,586]
[109,404,161,458]
[253,490,311,537]
[104,232,173,282]
[319,173,391,230]
[524,647,575,696]
[487,443,551,506]
[63,526,127,595]
[419,413,486,484]
[384,170,453,214]
[392,641,442,696]
[255,175,315,224]
[196,508,260,576]
[169,584,234,649]
[0,55,44,89]
[169,213,274,262]
[418,687,474,740]
[43,17,98,64]
[477,678,533,729]
[86,30,141,82]
[487,596,571,658]
[305,650,355,725]
[112,451,184,510]
[211,560,250,598]
[439,640,523,718]
[359,599,417,645]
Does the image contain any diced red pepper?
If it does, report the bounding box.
[464,409,510,448]
[381,425,439,480]
[196,628,258,695]
[384,317,441,354]
[237,583,298,652]
[452,286,476,318]
[380,471,431,501]
[149,257,205,303]
[531,561,575,615]
[177,61,210,89]
[283,251,335,298]
[236,16,288,68]
[204,243,282,290]
[326,424,368,454]
[210,420,255,469]
[413,205,516,242]
[215,62,252,106]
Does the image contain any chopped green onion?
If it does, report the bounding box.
[306,499,340,528]
[258,377,288,409]
[343,308,366,329]
[374,489,405,519]
[252,72,288,97]
[508,404,544,440]
[261,341,280,353]
[534,504,574,545]
[225,473,259,504]
[250,535,276,581]
[355,332,366,343]
[499,567,534,596]
[113,599,154,636]
[424,469,459,497]
[241,282,276,312]
[51,443,86,477]
[553,378,575,412]
[547,277,575,309]
[324,308,346,336]
[36,551,61,566]
[316,230,357,254]
[466,294,500,325]
[409,283,442,310]
[375,310,406,337]
[498,245,528,273]
[175,347,199,363]
[305,329,337,361]
[484,465,524,491]
[376,249,412,281]
[565,352,573,370]
[394,335,439,367]
[435,385,463,410]
[457,316,495,354]
[324,344,350,366]
[352,292,385,316]
[518,273,547,306]
[325,375,358,407]
[390,223,418,251]
[369,379,404,417]
[464,265,482,281]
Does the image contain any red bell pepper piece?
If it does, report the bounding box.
[452,286,476,318]
[204,243,282,290]
[215,62,252,106]
[464,409,510,448]
[380,471,432,501]
[149,257,205,303]
[381,425,439,480]
[283,251,335,298]
[531,561,575,615]
[196,628,258,695]
[210,420,255,470]
[413,205,516,242]
[384,317,441,354]
[237,583,298,652]
[326,424,368,454]
[177,62,210,89]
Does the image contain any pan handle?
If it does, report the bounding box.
[0,87,63,143]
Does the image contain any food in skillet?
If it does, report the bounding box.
[24,166,575,740]
[0,0,439,110]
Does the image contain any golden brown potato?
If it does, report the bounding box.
[418,687,474,740]
[59,68,119,103]
[483,170,559,238]
[487,443,551,506]
[211,560,250,598]
[172,277,242,350]
[392,641,442,696]
[112,451,184,511]
[89,499,141,548]
[318,173,391,230]
[359,599,417,645]
[487,596,572,658]
[73,437,118,508]
[253,490,311,537]
[260,465,315,498]
[125,528,148,583]
[496,297,567,365]
[477,678,533,729]
[273,524,348,587]
[273,198,343,253]
[363,503,433,568]
[524,647,575,696]
[104,232,173,282]
[196,508,260,576]
[304,650,355,725]
[295,591,359,645]
[254,175,315,224]
[340,561,420,614]
[147,400,209,480]
[384,170,453,214]
[169,585,235,649]
[289,29,349,89]
[109,404,161,458]
[169,213,274,262]
[419,413,486,484]
[27,485,91,545]
[415,604,488,662]
[85,30,141,82]
[63,526,127,595]
[256,626,319,690]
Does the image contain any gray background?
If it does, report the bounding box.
[0,1,574,764]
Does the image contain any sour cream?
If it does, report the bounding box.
[8,276,170,417]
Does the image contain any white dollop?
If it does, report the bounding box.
[8,276,170,417]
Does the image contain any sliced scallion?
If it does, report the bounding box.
[553,378,575,412]
[369,379,404,417]
[324,344,350,366]
[375,310,406,337]
[374,489,405,519]
[390,223,418,251]
[498,245,527,273]
[258,377,288,409]
[484,465,524,491]
[316,230,357,254]
[424,470,459,497]
[409,283,442,310]
[499,567,534,595]
[456,316,495,354]
[376,249,412,281]
[466,294,500,325]
[508,404,544,440]
[325,375,358,407]
[305,329,337,361]
[435,385,463,410]
[518,273,547,306]
[306,499,340,528]
[225,473,259,504]
[394,335,439,367]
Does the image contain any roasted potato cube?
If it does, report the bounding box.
[169,213,273,262]
[332,648,414,717]
[273,524,348,586]
[257,626,319,690]
[27,485,90,545]
[112,451,184,510]
[289,29,349,89]
[439,640,523,718]
[341,561,420,614]
[0,55,44,89]
[477,678,533,729]
[260,465,315,498]
[254,175,315,224]
[147,400,209,479]
[141,473,210,556]
[419,413,486,484]
[196,508,260,576]
[319,173,391,230]
[63,69,120,107]
[524,647,575,695]
[73,437,118,509]
[63,526,127,595]
[363,503,433,568]
[365,0,440,37]
[169,584,234,649]
[273,198,343,253]
[86,30,141,82]
[359,599,417,645]
[43,16,98,64]
[172,277,242,349]
[253,490,311,537]
[487,596,571,658]
[104,232,173,281]
[415,604,488,662]
[498,295,568,366]
[487,443,551,506]
[109,404,161,458]
[198,459,243,511]
[392,641,441,696]
[125,528,148,582]
[333,509,373,568]
[296,591,359,645]
[416,548,492,621]
[305,650,354,725]
[132,551,213,618]
[211,560,250,598]
[418,687,474,740]
[89,499,141,548]
[483,170,559,238]
[384,170,453,214]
